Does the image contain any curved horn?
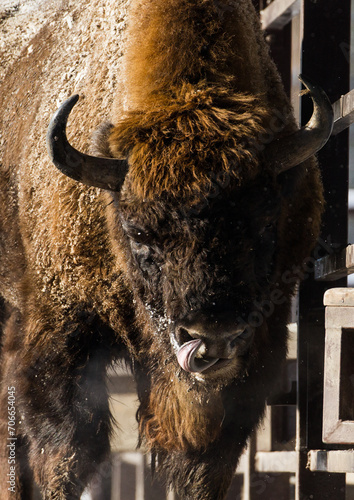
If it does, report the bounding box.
[266,75,334,173]
[47,95,129,191]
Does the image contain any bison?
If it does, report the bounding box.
[0,0,333,498]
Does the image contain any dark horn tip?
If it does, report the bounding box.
[47,95,80,155]
[63,94,80,115]
[298,74,316,90]
[65,94,80,106]
[49,94,80,130]
[268,75,334,174]
[298,74,334,125]
[300,74,334,149]
[299,73,333,105]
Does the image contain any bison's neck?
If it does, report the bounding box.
[122,0,267,111]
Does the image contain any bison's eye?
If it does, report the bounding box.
[123,226,161,276]
[123,224,153,245]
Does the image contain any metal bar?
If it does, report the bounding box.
[261,0,300,30]
[332,89,354,135]
[135,455,145,500]
[255,451,297,473]
[236,449,247,474]
[309,450,354,473]
[349,189,354,211]
[111,456,121,500]
[290,8,303,122]
[242,436,256,500]
[315,245,354,281]
[167,490,176,500]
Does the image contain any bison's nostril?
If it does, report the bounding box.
[177,327,194,346]
[230,328,253,347]
[230,336,239,349]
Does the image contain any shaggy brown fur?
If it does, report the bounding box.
[110,0,296,201]
[0,0,325,499]
[121,0,289,108]
[139,373,225,452]
[110,87,273,199]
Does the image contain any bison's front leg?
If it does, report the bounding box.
[0,307,34,500]
[14,308,119,499]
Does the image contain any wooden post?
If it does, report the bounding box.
[297,0,350,498]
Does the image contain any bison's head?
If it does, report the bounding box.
[47,77,333,383]
[116,178,280,378]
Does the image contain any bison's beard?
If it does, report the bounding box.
[134,301,258,453]
[137,370,225,452]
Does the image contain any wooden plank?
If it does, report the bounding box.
[255,451,297,473]
[323,294,354,443]
[324,287,354,306]
[326,308,354,329]
[290,10,303,122]
[323,419,354,444]
[322,325,354,444]
[109,395,139,453]
[235,450,247,474]
[309,451,354,473]
[242,435,256,500]
[261,0,300,30]
[111,455,121,500]
[315,245,354,281]
[241,436,292,499]
[332,90,354,135]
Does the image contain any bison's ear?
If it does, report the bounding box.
[47,95,129,191]
[266,75,334,173]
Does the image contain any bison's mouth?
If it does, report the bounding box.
[176,331,252,374]
[177,339,220,373]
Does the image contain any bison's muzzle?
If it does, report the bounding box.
[174,310,254,373]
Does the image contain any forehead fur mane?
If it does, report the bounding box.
[109,84,272,201]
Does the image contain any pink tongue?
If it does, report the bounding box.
[177,339,203,373]
[177,339,219,373]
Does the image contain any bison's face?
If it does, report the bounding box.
[47,77,333,381]
[117,175,281,380]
